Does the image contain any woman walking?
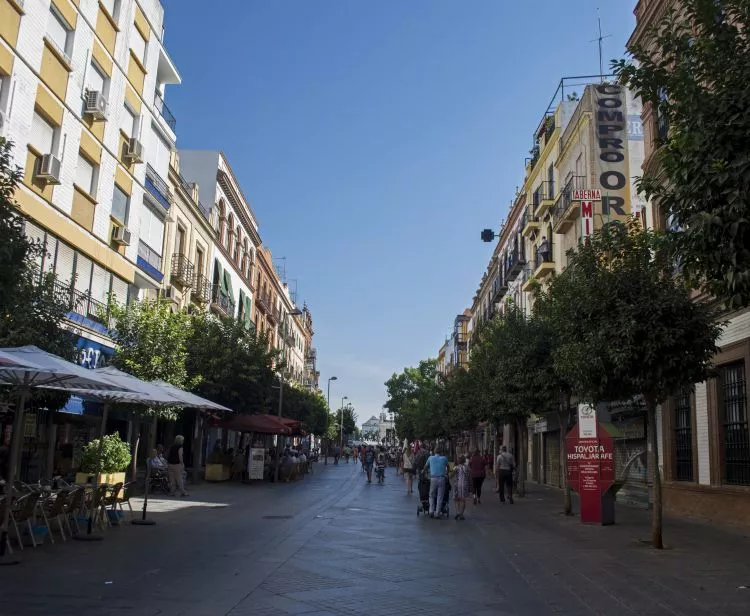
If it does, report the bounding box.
[402,447,415,494]
[453,455,470,520]
[469,449,486,504]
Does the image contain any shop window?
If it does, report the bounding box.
[721,361,750,485]
[673,390,693,481]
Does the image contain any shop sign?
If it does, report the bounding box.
[248,447,265,480]
[573,189,601,201]
[581,200,594,238]
[578,404,597,438]
[566,421,615,524]
[534,419,548,434]
[594,83,628,216]
[23,412,37,438]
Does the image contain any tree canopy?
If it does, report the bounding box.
[615,0,750,308]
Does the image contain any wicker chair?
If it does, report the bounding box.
[12,492,45,548]
[43,489,71,542]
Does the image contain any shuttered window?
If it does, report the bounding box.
[30,112,56,154]
[111,185,129,224]
[150,127,171,179]
[110,275,128,305]
[75,153,96,195]
[101,0,117,19]
[91,264,109,304]
[47,7,71,57]
[86,62,107,95]
[119,104,136,138]
[139,205,164,254]
[25,221,46,271]
[54,242,75,285]
[74,254,92,293]
[131,26,146,64]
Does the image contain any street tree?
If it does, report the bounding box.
[0,138,74,411]
[469,305,558,496]
[614,0,750,308]
[276,385,328,436]
[542,220,721,548]
[384,359,441,441]
[342,405,357,439]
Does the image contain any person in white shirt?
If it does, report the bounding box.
[495,446,516,504]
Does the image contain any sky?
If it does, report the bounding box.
[161,0,637,424]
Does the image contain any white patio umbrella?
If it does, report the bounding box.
[0,346,134,563]
[149,379,232,412]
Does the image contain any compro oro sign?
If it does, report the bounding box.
[594,83,630,217]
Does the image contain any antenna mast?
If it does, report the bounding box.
[592,8,612,83]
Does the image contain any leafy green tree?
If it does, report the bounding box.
[541,221,721,548]
[0,138,74,411]
[469,305,558,496]
[342,405,357,438]
[273,383,328,435]
[186,313,276,414]
[614,0,750,308]
[384,359,443,440]
[109,298,196,420]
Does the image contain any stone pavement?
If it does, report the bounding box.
[0,461,749,615]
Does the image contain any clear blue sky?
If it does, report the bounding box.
[162,1,636,422]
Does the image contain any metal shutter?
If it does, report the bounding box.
[24,220,46,271]
[110,275,128,306]
[54,242,75,285]
[74,254,92,294]
[91,264,109,304]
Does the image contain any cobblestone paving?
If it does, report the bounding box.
[1,462,749,615]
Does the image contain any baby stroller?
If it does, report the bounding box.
[149,467,170,494]
[416,471,450,518]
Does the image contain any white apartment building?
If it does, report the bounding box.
[178,150,260,329]
[1,0,180,370]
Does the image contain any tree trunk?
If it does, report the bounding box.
[646,395,664,549]
[560,390,573,515]
[516,418,527,497]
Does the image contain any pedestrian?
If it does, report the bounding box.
[353,446,359,464]
[363,446,375,483]
[426,446,449,519]
[469,448,486,505]
[333,444,341,465]
[167,435,189,497]
[402,447,415,494]
[496,446,515,504]
[453,455,470,520]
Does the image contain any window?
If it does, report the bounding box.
[139,204,164,255]
[30,112,56,154]
[131,26,147,64]
[673,390,693,481]
[86,61,108,97]
[46,7,72,59]
[176,225,186,255]
[721,361,749,485]
[75,153,97,196]
[111,185,129,224]
[150,127,171,178]
[119,104,137,138]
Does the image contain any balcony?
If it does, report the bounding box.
[521,265,536,293]
[154,91,176,132]
[521,210,541,238]
[145,163,172,211]
[491,272,507,302]
[192,273,211,305]
[552,175,587,233]
[210,284,235,317]
[532,181,555,218]
[532,252,556,280]
[256,292,271,314]
[170,253,194,288]
[136,240,164,283]
[504,249,526,282]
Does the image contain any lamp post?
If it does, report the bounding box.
[340,396,348,447]
[274,307,303,484]
[325,376,338,465]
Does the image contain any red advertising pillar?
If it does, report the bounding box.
[566,415,615,525]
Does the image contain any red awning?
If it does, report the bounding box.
[219,414,292,435]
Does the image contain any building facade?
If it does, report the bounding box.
[629,0,750,528]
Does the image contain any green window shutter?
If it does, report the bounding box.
[244,295,253,330]
[213,259,223,287]
[223,271,235,314]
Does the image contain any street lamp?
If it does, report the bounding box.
[274,308,303,484]
[325,376,338,465]
[340,396,348,447]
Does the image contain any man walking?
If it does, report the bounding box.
[496,446,515,504]
[426,446,449,518]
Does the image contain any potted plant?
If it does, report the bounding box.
[205,449,232,482]
[75,433,132,486]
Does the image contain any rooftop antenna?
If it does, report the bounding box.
[274,256,287,283]
[590,8,611,83]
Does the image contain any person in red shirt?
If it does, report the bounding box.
[469,449,486,505]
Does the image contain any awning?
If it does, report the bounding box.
[218,413,293,435]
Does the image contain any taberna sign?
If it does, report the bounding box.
[594,83,628,217]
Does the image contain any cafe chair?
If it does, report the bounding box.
[118,482,135,521]
[102,483,123,525]
[12,492,46,548]
[65,487,87,534]
[43,489,71,542]
[0,497,15,554]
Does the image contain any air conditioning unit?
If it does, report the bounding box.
[111,225,132,246]
[84,91,108,120]
[124,137,144,163]
[36,154,62,184]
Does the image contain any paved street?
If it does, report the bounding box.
[1,462,750,616]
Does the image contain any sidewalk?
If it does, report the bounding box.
[466,480,750,615]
